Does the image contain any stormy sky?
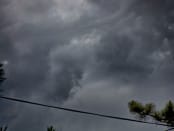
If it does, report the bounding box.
[0,0,174,131]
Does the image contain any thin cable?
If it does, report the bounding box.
[0,95,173,127]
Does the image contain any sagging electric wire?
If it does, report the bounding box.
[0,95,173,128]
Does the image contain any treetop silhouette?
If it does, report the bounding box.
[129,100,174,126]
[0,126,8,131]
[47,126,56,131]
[0,63,6,83]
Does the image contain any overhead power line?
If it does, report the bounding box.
[0,95,173,128]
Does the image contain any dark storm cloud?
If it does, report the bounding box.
[81,0,174,86]
[1,0,174,131]
[88,0,134,13]
[18,0,55,14]
[0,0,14,60]
[131,0,174,85]
[94,35,154,82]
[46,51,84,101]
[0,0,88,100]
[0,2,89,131]
[0,1,90,127]
[133,0,174,38]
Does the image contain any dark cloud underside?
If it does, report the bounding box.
[0,0,174,131]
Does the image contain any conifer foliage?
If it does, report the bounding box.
[0,126,8,131]
[0,63,5,83]
[129,100,174,126]
[47,126,56,131]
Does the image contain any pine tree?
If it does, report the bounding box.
[0,63,5,83]
[47,126,56,131]
[0,63,6,92]
[0,64,7,130]
[0,126,8,131]
[128,100,174,126]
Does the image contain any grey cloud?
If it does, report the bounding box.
[0,0,91,99]
[0,0,14,60]
[88,0,134,13]
[81,0,174,87]
[94,36,153,82]
[1,0,174,131]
